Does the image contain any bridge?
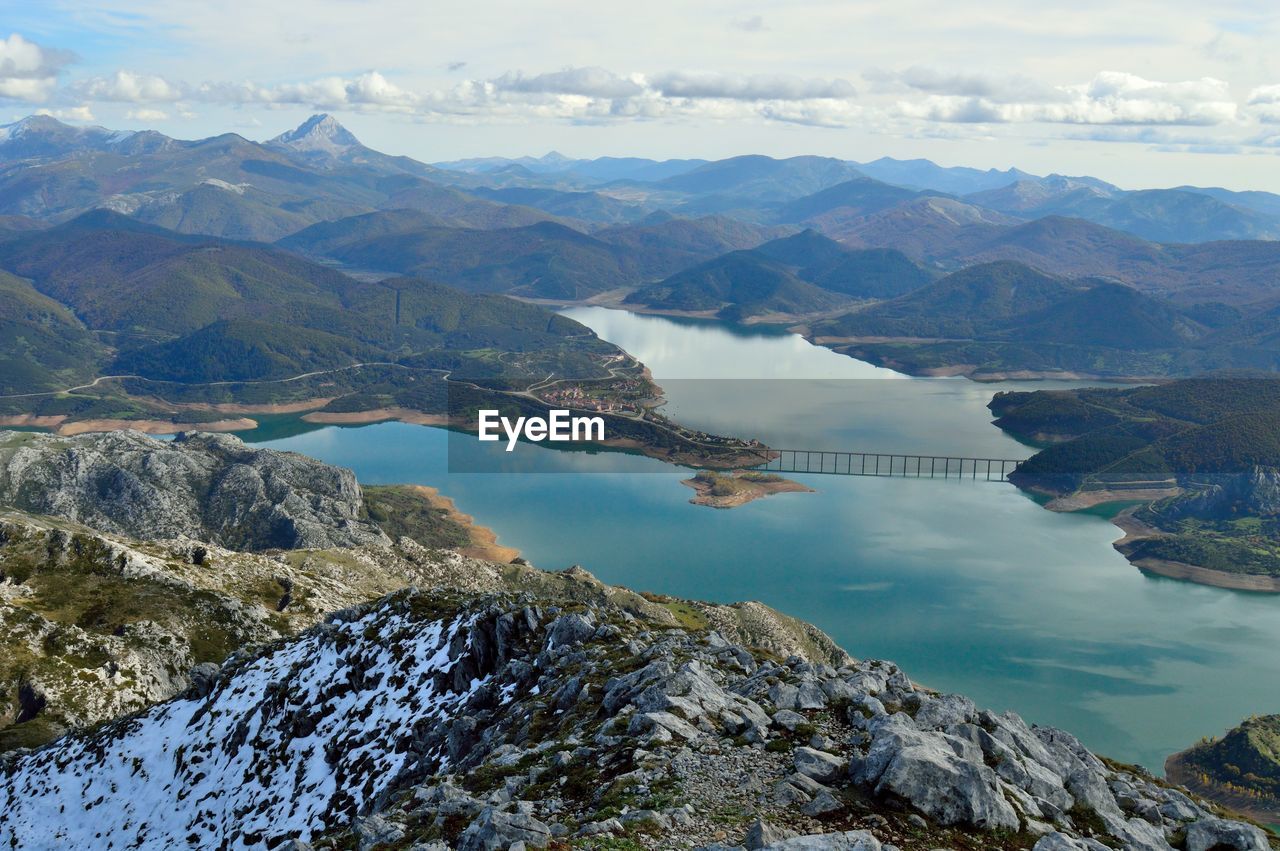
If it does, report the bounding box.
[749,449,1025,481]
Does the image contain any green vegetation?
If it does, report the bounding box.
[993,377,1280,577]
[0,215,648,434]
[1173,715,1280,817]
[361,485,470,550]
[624,230,936,320]
[626,250,849,319]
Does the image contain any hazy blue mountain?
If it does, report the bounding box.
[969,178,1280,243]
[0,115,173,161]
[0,115,562,241]
[654,155,865,202]
[468,186,652,223]
[1175,186,1280,219]
[851,156,1037,195]
[432,152,707,184]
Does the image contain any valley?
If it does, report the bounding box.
[3,108,1280,849]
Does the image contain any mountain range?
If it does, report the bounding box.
[5,112,1280,383]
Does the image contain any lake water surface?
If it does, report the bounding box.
[248,307,1280,772]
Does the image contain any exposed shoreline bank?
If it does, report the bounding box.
[1109,509,1280,593]
[402,484,520,563]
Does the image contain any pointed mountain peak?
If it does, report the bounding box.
[270,114,362,150]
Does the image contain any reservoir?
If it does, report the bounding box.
[248,306,1280,773]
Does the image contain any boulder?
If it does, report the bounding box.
[744,818,798,849]
[1185,817,1272,851]
[457,807,552,851]
[762,830,882,850]
[861,727,1020,830]
[793,746,848,784]
[545,613,596,649]
[772,709,807,732]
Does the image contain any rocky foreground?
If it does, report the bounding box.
[0,431,1274,850]
[2,582,1274,851]
[0,429,388,550]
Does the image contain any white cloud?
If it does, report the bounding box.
[0,33,75,103]
[894,71,1238,126]
[75,70,186,103]
[493,67,644,98]
[35,105,95,122]
[1247,84,1280,123]
[649,71,855,100]
[867,66,1064,103]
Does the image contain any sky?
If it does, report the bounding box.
[2,1,1280,191]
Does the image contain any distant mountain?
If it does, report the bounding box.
[284,218,646,299]
[468,185,651,223]
[965,175,1114,215]
[0,115,563,241]
[816,261,1078,339]
[803,259,1280,378]
[622,228,937,318]
[624,250,849,319]
[265,113,443,179]
[284,211,784,293]
[277,208,455,256]
[804,248,939,299]
[433,152,707,184]
[773,177,933,223]
[851,157,1037,195]
[591,215,787,276]
[969,177,1280,243]
[0,114,169,161]
[1177,186,1280,219]
[825,195,1016,256]
[750,229,849,267]
[653,155,866,206]
[0,210,356,335]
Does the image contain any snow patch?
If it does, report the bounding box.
[1,606,486,850]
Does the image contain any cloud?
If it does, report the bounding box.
[75,70,186,103]
[35,105,95,122]
[1247,84,1280,123]
[894,71,1238,126]
[445,61,467,72]
[867,66,1063,103]
[730,15,767,32]
[648,71,855,100]
[0,33,75,102]
[493,67,643,98]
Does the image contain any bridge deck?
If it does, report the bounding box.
[751,450,1024,481]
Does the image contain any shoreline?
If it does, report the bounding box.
[1111,509,1280,594]
[1165,753,1280,828]
[404,485,520,563]
[300,407,450,426]
[50,417,258,436]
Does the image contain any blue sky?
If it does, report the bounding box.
[2,1,1280,190]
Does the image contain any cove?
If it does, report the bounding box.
[247,307,1280,773]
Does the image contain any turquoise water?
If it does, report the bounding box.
[249,307,1280,773]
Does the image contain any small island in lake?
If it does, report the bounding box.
[681,469,813,509]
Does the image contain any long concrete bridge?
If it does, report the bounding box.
[750,449,1026,481]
